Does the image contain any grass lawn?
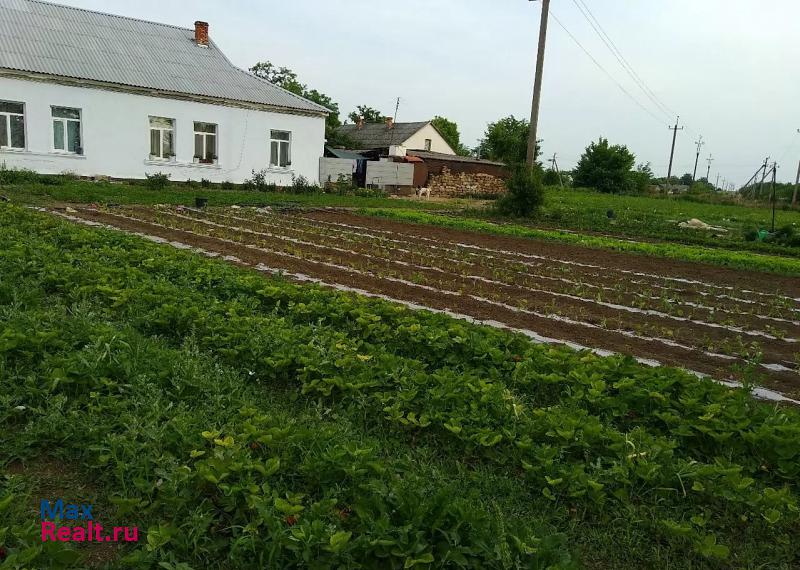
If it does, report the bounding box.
[1,180,454,210]
[2,203,799,568]
[536,187,800,255]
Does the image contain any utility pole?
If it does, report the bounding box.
[526,0,550,168]
[548,153,563,187]
[706,155,714,184]
[770,162,778,231]
[666,116,684,185]
[692,135,705,181]
[715,173,720,190]
[388,97,400,146]
[793,129,800,209]
[758,156,770,197]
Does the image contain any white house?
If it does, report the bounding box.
[0,0,327,184]
[337,119,456,155]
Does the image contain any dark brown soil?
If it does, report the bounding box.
[64,207,800,398]
[305,210,800,297]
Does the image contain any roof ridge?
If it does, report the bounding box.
[19,0,194,33]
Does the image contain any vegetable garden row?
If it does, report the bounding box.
[2,203,800,568]
[65,205,800,400]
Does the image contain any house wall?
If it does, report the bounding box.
[0,76,325,184]
[402,124,455,155]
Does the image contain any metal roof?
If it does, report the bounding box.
[407,150,506,167]
[337,121,432,149]
[325,147,366,160]
[0,0,328,115]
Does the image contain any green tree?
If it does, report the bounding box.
[476,116,539,165]
[679,173,694,186]
[542,168,561,186]
[573,138,637,193]
[249,62,304,95]
[628,162,654,194]
[347,105,385,124]
[495,164,545,217]
[431,116,471,156]
[250,61,349,146]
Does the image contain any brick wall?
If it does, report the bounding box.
[428,167,507,197]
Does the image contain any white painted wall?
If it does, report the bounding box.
[402,123,455,155]
[0,76,325,184]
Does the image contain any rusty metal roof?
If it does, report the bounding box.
[0,0,328,115]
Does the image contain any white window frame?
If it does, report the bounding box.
[51,106,83,154]
[193,122,218,164]
[0,100,26,150]
[149,116,176,160]
[270,130,291,169]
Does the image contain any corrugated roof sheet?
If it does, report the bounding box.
[337,121,430,149]
[407,150,506,167]
[0,0,328,114]
[325,147,366,160]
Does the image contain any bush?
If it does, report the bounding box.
[200,178,212,189]
[144,172,171,190]
[323,174,385,197]
[494,165,544,217]
[221,180,234,190]
[243,169,274,192]
[0,164,43,185]
[291,174,319,194]
[542,169,560,186]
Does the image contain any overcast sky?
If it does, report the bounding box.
[60,0,800,185]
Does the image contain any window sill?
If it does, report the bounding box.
[266,166,294,174]
[0,149,86,159]
[144,159,221,169]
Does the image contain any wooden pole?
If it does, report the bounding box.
[526,0,550,168]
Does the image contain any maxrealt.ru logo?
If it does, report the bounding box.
[40,499,139,543]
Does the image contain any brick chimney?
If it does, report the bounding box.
[385,116,394,129]
[194,21,209,46]
[356,116,365,130]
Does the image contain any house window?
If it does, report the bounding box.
[270,130,291,168]
[194,122,217,163]
[424,138,432,151]
[0,101,25,150]
[149,116,175,160]
[52,106,82,154]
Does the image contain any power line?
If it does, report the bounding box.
[549,10,667,126]
[571,0,675,120]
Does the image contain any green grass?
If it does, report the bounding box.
[2,204,800,568]
[536,187,800,255]
[1,180,453,210]
[362,208,800,276]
